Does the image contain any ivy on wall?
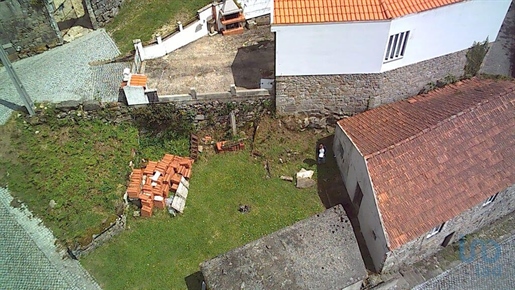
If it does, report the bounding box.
[465,39,489,78]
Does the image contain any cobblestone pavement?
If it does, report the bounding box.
[413,234,515,290]
[0,29,127,125]
[0,187,101,289]
[480,1,515,76]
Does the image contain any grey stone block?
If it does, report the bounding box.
[56,100,81,112]
[83,100,102,111]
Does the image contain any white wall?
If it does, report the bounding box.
[273,0,510,75]
[333,126,389,272]
[137,4,222,61]
[236,0,272,20]
[382,0,512,72]
[272,21,390,76]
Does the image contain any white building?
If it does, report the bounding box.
[271,0,512,122]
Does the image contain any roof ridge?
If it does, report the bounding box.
[364,83,515,160]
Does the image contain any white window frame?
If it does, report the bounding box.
[482,193,499,206]
[384,31,410,62]
[426,223,445,239]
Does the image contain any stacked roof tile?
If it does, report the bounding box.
[273,0,464,24]
[338,78,515,250]
[126,154,194,217]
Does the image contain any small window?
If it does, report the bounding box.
[384,31,410,62]
[426,223,445,239]
[353,183,364,210]
[482,193,499,206]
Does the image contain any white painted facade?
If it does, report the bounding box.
[333,126,389,272]
[272,0,511,76]
[236,0,272,20]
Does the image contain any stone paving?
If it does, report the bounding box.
[413,234,515,290]
[0,29,128,125]
[0,187,101,289]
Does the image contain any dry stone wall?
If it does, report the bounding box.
[276,50,468,126]
[0,0,61,59]
[53,95,273,131]
[89,0,123,27]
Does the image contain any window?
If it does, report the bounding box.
[353,183,364,210]
[384,31,410,62]
[482,193,499,206]
[426,223,445,239]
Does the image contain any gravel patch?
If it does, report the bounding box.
[0,29,122,125]
[0,187,101,289]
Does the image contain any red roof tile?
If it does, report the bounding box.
[338,78,515,250]
[273,0,463,24]
[128,74,147,87]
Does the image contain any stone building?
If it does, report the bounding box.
[271,0,512,124]
[201,205,367,290]
[332,77,515,273]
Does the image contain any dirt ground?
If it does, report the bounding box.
[144,25,275,95]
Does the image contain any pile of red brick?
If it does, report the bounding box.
[126,154,194,217]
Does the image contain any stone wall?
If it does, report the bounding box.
[275,50,468,126]
[0,0,61,60]
[71,215,126,258]
[382,184,515,273]
[53,93,273,131]
[89,0,123,27]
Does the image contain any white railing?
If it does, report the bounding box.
[134,0,272,61]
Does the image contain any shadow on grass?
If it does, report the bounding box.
[316,134,376,272]
[185,271,205,290]
[303,158,317,167]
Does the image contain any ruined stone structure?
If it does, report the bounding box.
[0,0,61,59]
[0,0,122,59]
[89,0,123,27]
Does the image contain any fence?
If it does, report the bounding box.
[134,3,217,61]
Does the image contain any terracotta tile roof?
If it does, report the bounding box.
[338,78,515,250]
[273,0,464,24]
[128,74,147,87]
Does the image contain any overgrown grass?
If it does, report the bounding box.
[0,110,140,246]
[106,0,211,54]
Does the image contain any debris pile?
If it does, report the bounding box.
[126,154,194,217]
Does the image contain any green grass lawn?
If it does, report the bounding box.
[106,0,211,54]
[81,150,324,289]
[1,108,328,289]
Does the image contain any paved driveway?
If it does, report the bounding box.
[0,188,101,289]
[413,235,515,290]
[0,29,127,125]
